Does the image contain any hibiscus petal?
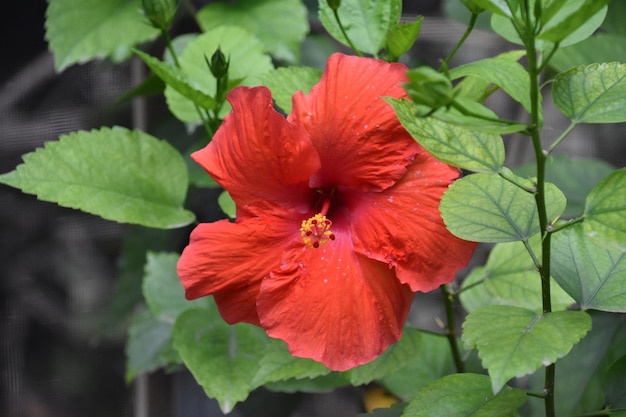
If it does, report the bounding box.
[192,86,320,210]
[289,53,418,192]
[177,206,301,325]
[257,225,414,371]
[348,151,477,292]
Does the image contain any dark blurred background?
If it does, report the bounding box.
[1,1,624,417]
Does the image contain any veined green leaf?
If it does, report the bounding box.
[164,26,273,124]
[197,0,308,63]
[256,66,322,114]
[173,308,268,413]
[46,0,159,70]
[550,34,626,73]
[514,155,614,218]
[134,49,216,110]
[389,99,505,172]
[126,307,179,382]
[584,167,626,251]
[385,16,423,61]
[318,0,401,55]
[470,0,517,17]
[402,373,526,416]
[460,236,574,313]
[381,331,455,400]
[449,50,533,113]
[537,0,610,43]
[440,173,567,242]
[552,223,626,312]
[527,312,626,416]
[491,3,606,49]
[463,306,592,392]
[250,339,331,388]
[348,328,422,386]
[553,63,626,124]
[0,126,194,229]
[143,252,208,322]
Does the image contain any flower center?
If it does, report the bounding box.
[300,213,335,248]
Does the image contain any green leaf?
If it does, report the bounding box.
[550,34,626,73]
[197,0,308,63]
[265,372,350,393]
[318,0,402,55]
[606,355,626,408]
[537,0,610,43]
[348,328,422,386]
[552,63,626,124]
[143,252,208,321]
[385,17,423,61]
[0,126,194,229]
[514,155,614,218]
[164,26,273,124]
[470,0,517,18]
[217,191,236,219]
[389,99,505,173]
[172,308,268,413]
[402,373,526,417]
[125,307,179,381]
[602,0,626,37]
[584,167,626,251]
[435,98,529,135]
[45,0,159,71]
[462,306,592,392]
[440,173,567,242]
[490,4,607,49]
[460,236,574,313]
[256,66,322,114]
[526,312,626,416]
[381,331,455,400]
[552,223,626,312]
[134,49,216,110]
[251,339,331,388]
[449,50,533,113]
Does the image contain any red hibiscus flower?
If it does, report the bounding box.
[177,53,476,371]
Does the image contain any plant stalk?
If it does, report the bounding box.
[522,4,555,415]
[440,284,465,373]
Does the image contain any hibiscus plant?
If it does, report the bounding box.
[2,0,626,416]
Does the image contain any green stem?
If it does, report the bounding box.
[331,8,363,57]
[449,101,526,127]
[547,216,584,233]
[522,1,555,415]
[439,13,478,71]
[440,285,465,373]
[548,121,577,154]
[162,29,214,138]
[538,42,560,73]
[526,390,547,399]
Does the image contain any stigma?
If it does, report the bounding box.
[300,213,336,248]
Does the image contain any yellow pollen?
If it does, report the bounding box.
[300,213,336,248]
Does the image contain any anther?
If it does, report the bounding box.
[300,213,335,249]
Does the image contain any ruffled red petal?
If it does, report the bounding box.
[289,53,418,192]
[348,150,477,292]
[256,220,414,371]
[177,205,302,325]
[192,86,320,210]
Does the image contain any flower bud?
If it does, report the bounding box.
[404,66,454,110]
[208,47,229,79]
[327,0,341,11]
[461,0,484,14]
[142,0,177,31]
